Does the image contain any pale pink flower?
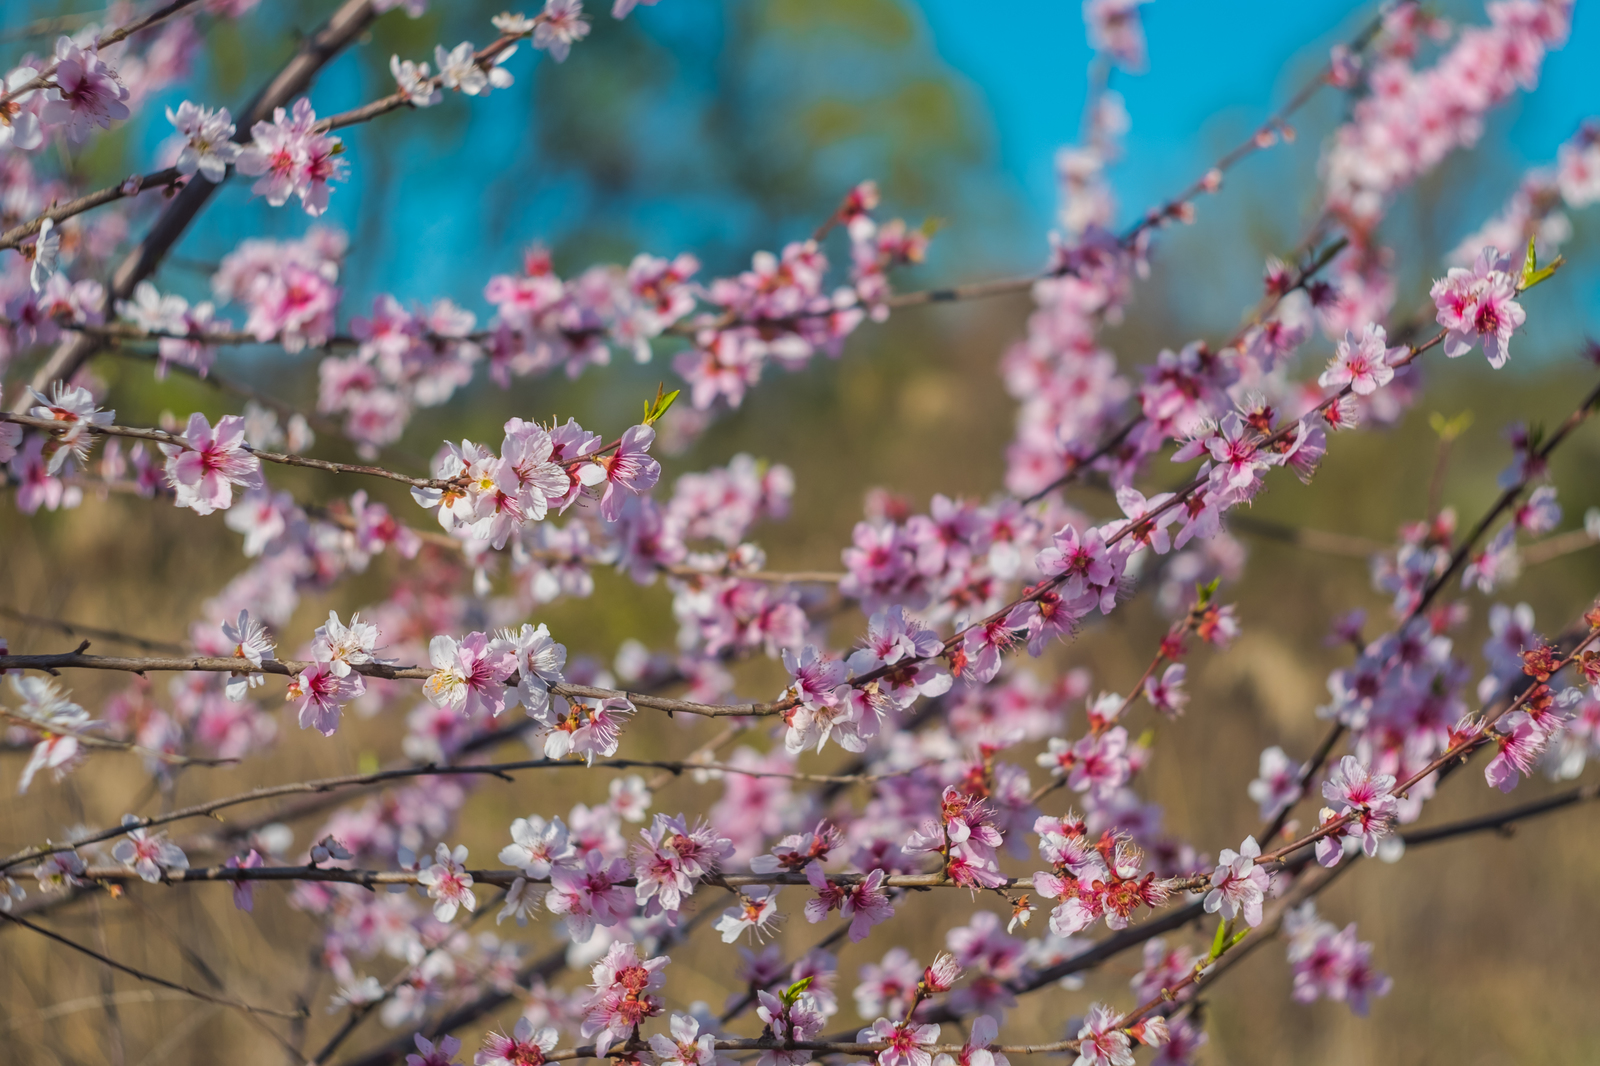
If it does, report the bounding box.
[475,1019,557,1066]
[648,1013,725,1066]
[167,100,242,182]
[391,56,442,108]
[28,382,113,474]
[10,674,91,794]
[226,849,263,911]
[578,423,661,521]
[162,413,264,514]
[859,1019,941,1066]
[111,817,190,883]
[1203,836,1270,927]
[423,632,514,717]
[40,37,130,141]
[534,0,591,62]
[581,939,669,1054]
[406,1033,461,1066]
[715,886,783,943]
[287,659,365,736]
[1430,246,1526,368]
[1247,745,1303,821]
[1073,1003,1133,1066]
[1321,755,1398,854]
[417,843,476,922]
[221,609,276,702]
[545,849,632,938]
[1318,323,1405,395]
[0,66,44,151]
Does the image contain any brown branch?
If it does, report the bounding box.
[17,0,380,405]
[0,0,206,108]
[0,650,794,719]
[1413,375,1600,616]
[0,910,305,1021]
[0,168,184,252]
[0,605,187,654]
[0,412,459,491]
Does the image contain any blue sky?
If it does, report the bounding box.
[917,0,1600,238]
[4,0,1595,341]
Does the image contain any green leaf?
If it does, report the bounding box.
[1428,410,1472,443]
[642,384,681,426]
[780,975,814,1007]
[1519,233,1565,291]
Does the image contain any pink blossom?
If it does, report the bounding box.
[578,423,661,521]
[1143,664,1187,716]
[1321,755,1398,854]
[859,1019,941,1066]
[226,849,263,911]
[287,658,365,736]
[1073,1003,1133,1066]
[236,98,348,216]
[40,37,130,141]
[1485,715,1547,792]
[111,818,190,883]
[475,1019,557,1066]
[167,100,241,182]
[1430,246,1526,368]
[755,989,826,1066]
[648,1014,726,1066]
[580,939,669,1054]
[423,632,514,717]
[534,0,591,62]
[1203,836,1270,927]
[1084,0,1152,72]
[804,863,893,942]
[162,413,264,515]
[1319,323,1406,395]
[416,843,476,921]
[406,1033,461,1066]
[932,1014,1009,1066]
[545,849,633,938]
[28,382,112,474]
[715,886,783,943]
[1247,745,1304,821]
[10,675,91,794]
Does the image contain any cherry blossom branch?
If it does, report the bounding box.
[1522,526,1600,566]
[0,649,795,718]
[849,328,1459,703]
[70,863,1025,891]
[1398,780,1600,847]
[0,0,205,108]
[0,411,463,490]
[1413,376,1600,615]
[1258,372,1600,841]
[339,906,725,1066]
[0,706,239,768]
[19,0,380,404]
[1257,621,1600,868]
[1019,234,1349,506]
[0,167,184,252]
[0,22,541,253]
[0,910,306,1022]
[0,737,851,874]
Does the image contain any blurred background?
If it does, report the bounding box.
[3,1,1600,1064]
